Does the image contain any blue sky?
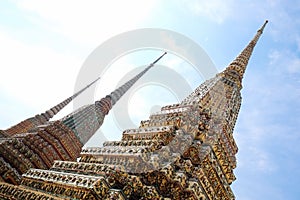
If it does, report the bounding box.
[0,0,299,199]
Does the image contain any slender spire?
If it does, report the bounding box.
[36,77,100,123]
[109,52,167,106]
[62,52,167,144]
[221,20,268,85]
[96,51,168,114]
[3,77,100,136]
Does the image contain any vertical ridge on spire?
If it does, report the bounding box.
[62,52,167,145]
[221,20,268,86]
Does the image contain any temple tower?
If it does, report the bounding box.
[0,21,267,199]
[0,52,166,185]
[0,77,100,137]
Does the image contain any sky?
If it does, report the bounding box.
[0,0,299,199]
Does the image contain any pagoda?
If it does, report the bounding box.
[0,21,267,199]
[0,52,166,186]
[0,76,101,184]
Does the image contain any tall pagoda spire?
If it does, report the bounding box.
[62,52,167,144]
[3,77,100,136]
[0,22,267,199]
[109,52,167,106]
[221,20,268,87]
[0,53,167,185]
[36,76,101,123]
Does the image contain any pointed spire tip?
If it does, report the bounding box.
[152,52,167,65]
[258,20,268,33]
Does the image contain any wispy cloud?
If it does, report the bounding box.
[269,49,300,75]
[182,0,233,24]
[16,0,158,45]
[0,31,80,110]
[0,1,159,127]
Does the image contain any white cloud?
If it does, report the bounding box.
[128,85,178,124]
[182,0,233,23]
[250,147,277,172]
[0,1,159,125]
[268,49,300,75]
[287,57,300,74]
[0,31,80,110]
[16,0,158,45]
